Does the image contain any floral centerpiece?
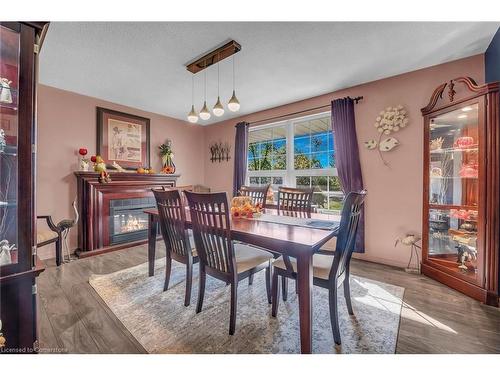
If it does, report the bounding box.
[78,148,89,171]
[230,196,263,219]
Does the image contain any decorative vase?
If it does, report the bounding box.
[79,157,90,171]
[162,155,176,174]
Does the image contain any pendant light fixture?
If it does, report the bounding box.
[199,61,211,121]
[213,53,225,117]
[187,75,199,123]
[228,55,240,112]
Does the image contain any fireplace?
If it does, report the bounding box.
[109,197,156,245]
[74,171,179,256]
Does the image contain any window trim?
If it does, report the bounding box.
[247,111,338,188]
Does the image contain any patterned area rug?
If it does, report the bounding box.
[89,258,404,354]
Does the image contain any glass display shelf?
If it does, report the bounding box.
[0,24,20,268]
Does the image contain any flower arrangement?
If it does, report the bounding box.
[159,139,176,174]
[77,148,89,171]
[230,196,262,219]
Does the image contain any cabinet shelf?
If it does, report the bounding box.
[430,145,478,154]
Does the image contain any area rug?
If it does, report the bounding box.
[89,258,404,354]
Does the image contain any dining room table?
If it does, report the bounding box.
[144,206,340,354]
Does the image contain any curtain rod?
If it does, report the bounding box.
[248,96,363,126]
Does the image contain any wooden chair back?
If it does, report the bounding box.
[184,191,236,276]
[277,186,314,213]
[329,190,367,283]
[239,184,269,207]
[152,189,192,258]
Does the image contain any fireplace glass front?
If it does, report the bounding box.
[109,197,156,245]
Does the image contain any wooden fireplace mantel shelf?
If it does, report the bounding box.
[74,171,181,181]
[75,171,179,257]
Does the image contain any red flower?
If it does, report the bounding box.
[233,211,240,218]
[78,148,88,156]
[90,155,97,163]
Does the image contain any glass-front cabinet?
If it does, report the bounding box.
[0,22,48,351]
[0,24,21,271]
[422,77,499,306]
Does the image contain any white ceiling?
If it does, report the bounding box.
[39,22,499,126]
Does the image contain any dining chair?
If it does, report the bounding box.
[152,188,199,307]
[277,186,314,298]
[184,191,274,335]
[271,190,367,345]
[277,186,314,213]
[239,184,270,207]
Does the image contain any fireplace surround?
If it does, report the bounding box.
[74,171,179,256]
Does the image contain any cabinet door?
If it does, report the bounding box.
[0,24,21,271]
[426,100,485,285]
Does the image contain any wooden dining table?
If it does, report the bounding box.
[144,207,339,354]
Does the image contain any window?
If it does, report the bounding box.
[247,112,343,214]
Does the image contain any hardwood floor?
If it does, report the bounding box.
[36,243,500,354]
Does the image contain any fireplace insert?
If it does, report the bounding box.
[109,197,156,245]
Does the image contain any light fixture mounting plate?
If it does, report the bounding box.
[185,40,241,74]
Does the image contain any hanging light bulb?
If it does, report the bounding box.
[199,101,211,120]
[228,55,240,112]
[199,63,211,120]
[186,75,198,123]
[213,97,224,117]
[213,53,225,117]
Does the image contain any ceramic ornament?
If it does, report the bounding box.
[366,104,409,166]
[379,137,400,151]
[364,139,377,150]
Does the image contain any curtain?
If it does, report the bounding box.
[233,121,250,197]
[331,97,365,252]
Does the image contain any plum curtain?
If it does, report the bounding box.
[331,97,365,252]
[233,121,250,197]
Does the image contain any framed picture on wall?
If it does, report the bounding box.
[96,107,150,170]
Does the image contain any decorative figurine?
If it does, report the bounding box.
[56,200,79,263]
[92,155,111,183]
[112,161,126,172]
[0,77,13,104]
[395,234,421,274]
[0,319,5,348]
[430,137,444,151]
[159,139,176,173]
[78,148,89,171]
[456,244,477,271]
[0,240,15,266]
[0,128,6,153]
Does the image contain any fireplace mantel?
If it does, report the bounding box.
[74,171,179,256]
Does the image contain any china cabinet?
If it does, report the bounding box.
[421,76,499,306]
[0,22,48,351]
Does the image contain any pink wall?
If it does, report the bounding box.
[36,85,205,258]
[203,54,485,268]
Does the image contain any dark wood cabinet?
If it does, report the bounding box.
[421,77,499,306]
[0,22,48,352]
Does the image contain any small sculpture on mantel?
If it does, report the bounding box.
[91,155,111,183]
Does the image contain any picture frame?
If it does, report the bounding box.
[96,107,150,170]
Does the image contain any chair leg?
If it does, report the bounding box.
[271,270,280,317]
[184,262,193,307]
[55,235,62,266]
[248,272,254,285]
[329,286,341,345]
[196,265,206,313]
[343,276,354,315]
[281,276,288,301]
[163,256,172,291]
[229,280,238,335]
[265,263,271,304]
